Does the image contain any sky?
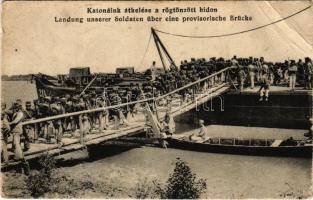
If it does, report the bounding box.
[2,1,313,75]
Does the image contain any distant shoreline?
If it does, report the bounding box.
[2,75,32,81]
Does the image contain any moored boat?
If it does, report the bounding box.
[166,136,312,158]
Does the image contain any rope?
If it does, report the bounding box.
[154,4,312,38]
[138,32,152,68]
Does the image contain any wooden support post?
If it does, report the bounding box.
[34,123,38,140]
[79,115,85,145]
[98,112,104,131]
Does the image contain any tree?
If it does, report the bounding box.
[156,158,207,199]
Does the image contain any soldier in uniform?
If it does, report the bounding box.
[259,70,271,101]
[125,89,134,120]
[77,95,90,134]
[98,96,109,131]
[64,95,75,132]
[23,101,36,144]
[304,58,313,89]
[1,103,10,163]
[163,109,175,136]
[248,61,256,89]
[288,60,298,91]
[190,120,209,142]
[144,86,156,114]
[110,88,124,129]
[9,101,25,160]
[238,66,246,92]
[72,95,82,132]
[37,96,51,140]
[50,97,65,144]
[88,92,97,129]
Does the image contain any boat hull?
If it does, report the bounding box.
[167,138,312,158]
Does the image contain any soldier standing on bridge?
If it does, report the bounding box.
[1,103,10,163]
[10,101,25,160]
[98,96,109,131]
[50,98,65,145]
[238,66,246,92]
[110,88,129,129]
[23,101,36,144]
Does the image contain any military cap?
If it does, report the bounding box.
[60,97,67,102]
[1,102,6,109]
[44,96,51,101]
[231,59,238,64]
[13,101,22,109]
[16,99,22,105]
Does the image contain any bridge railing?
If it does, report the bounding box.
[154,66,235,107]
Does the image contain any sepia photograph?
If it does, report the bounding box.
[1,0,313,198]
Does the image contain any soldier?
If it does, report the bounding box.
[72,95,82,132]
[248,61,256,89]
[59,97,68,131]
[163,109,175,136]
[125,90,134,120]
[77,95,90,134]
[37,96,51,139]
[9,101,25,160]
[288,60,298,91]
[110,88,123,129]
[238,66,246,92]
[1,103,10,163]
[98,96,109,131]
[63,95,75,132]
[259,70,270,101]
[88,92,97,129]
[273,64,283,86]
[190,120,208,142]
[304,58,313,89]
[23,101,36,144]
[50,97,65,144]
[229,59,239,84]
[144,86,156,114]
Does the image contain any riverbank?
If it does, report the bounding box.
[2,146,312,199]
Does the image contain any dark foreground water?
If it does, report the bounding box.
[1,81,312,198]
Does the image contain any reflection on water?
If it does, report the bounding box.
[1,81,312,198]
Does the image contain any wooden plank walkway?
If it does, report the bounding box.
[1,83,231,169]
[2,123,146,169]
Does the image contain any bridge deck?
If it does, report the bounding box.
[1,83,232,169]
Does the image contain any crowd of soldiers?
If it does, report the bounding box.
[152,56,313,97]
[2,55,313,162]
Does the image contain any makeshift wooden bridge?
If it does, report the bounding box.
[1,67,234,170]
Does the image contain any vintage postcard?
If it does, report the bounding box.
[1,0,313,199]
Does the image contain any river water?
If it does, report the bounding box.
[1,81,312,198]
